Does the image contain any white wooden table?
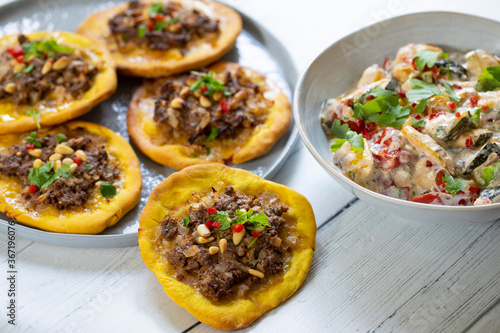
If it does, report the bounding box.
[2,0,500,332]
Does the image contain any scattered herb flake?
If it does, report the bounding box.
[183,216,190,227]
[190,71,230,97]
[443,82,460,103]
[22,64,34,74]
[406,79,444,102]
[137,25,147,38]
[99,182,117,198]
[56,133,67,144]
[25,110,41,129]
[442,171,467,196]
[476,66,500,92]
[24,131,42,148]
[205,127,219,144]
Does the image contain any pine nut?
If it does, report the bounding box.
[41,61,52,75]
[28,149,42,157]
[248,269,264,278]
[219,239,227,254]
[197,224,211,238]
[170,97,184,109]
[251,206,261,212]
[212,91,222,102]
[13,63,25,73]
[54,160,62,170]
[53,56,69,70]
[193,90,202,98]
[209,246,219,255]
[198,236,214,244]
[179,86,190,99]
[75,150,87,162]
[229,99,239,110]
[186,77,197,85]
[62,158,73,165]
[254,226,265,233]
[33,159,43,168]
[234,90,247,101]
[199,95,211,108]
[239,208,247,213]
[201,196,214,207]
[70,163,78,173]
[54,144,74,155]
[233,229,245,246]
[49,153,62,162]
[4,83,16,93]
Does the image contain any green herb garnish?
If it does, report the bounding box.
[210,209,270,232]
[476,66,500,92]
[205,147,210,156]
[442,171,467,196]
[25,110,41,129]
[443,82,460,103]
[205,127,219,144]
[148,2,164,17]
[330,120,364,153]
[415,98,429,114]
[23,38,73,59]
[153,17,179,31]
[470,107,481,128]
[410,117,426,129]
[28,163,73,189]
[85,165,92,171]
[137,25,147,38]
[24,131,42,148]
[406,79,444,102]
[247,237,258,248]
[22,64,34,74]
[413,50,446,72]
[183,216,190,227]
[99,182,117,198]
[56,133,67,144]
[190,71,230,97]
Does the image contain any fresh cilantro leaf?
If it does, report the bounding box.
[137,25,147,38]
[245,212,270,230]
[28,162,54,188]
[442,171,467,196]
[443,82,460,103]
[183,216,190,227]
[153,20,166,31]
[470,107,481,128]
[148,2,164,17]
[24,131,42,148]
[189,71,230,97]
[204,127,219,144]
[376,111,397,127]
[56,133,67,144]
[205,147,210,156]
[330,119,350,138]
[406,79,443,102]
[85,164,92,171]
[413,50,443,72]
[331,138,347,153]
[410,117,426,129]
[480,161,500,186]
[476,66,500,92]
[23,38,73,59]
[210,210,231,231]
[25,110,41,129]
[366,86,399,106]
[22,64,34,74]
[346,131,364,153]
[415,98,429,114]
[99,182,117,198]
[44,164,72,188]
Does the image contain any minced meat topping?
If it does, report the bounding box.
[157,186,297,302]
[108,1,219,51]
[0,128,120,210]
[0,34,98,105]
[153,68,274,146]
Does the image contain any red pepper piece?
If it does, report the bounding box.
[251,231,261,238]
[465,137,473,148]
[26,143,35,150]
[153,14,165,21]
[29,184,37,194]
[201,86,208,93]
[221,100,228,114]
[206,207,217,214]
[212,221,222,228]
[448,102,456,110]
[481,104,488,111]
[454,111,460,117]
[470,95,478,107]
[147,21,154,31]
[365,95,375,101]
[429,111,446,120]
[15,55,24,63]
[232,223,244,233]
[205,220,214,229]
[425,160,433,167]
[73,157,82,166]
[398,91,406,98]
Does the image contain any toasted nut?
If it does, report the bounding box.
[4,83,16,93]
[219,239,227,254]
[54,160,62,170]
[49,153,62,162]
[199,95,211,108]
[254,226,265,233]
[54,144,74,155]
[229,99,239,110]
[33,159,43,168]
[198,236,214,244]
[242,119,252,128]
[248,269,264,278]
[13,63,25,74]
[28,149,42,157]
[234,90,247,101]
[179,86,190,99]
[15,152,21,157]
[233,229,245,246]
[239,208,247,213]
[201,196,214,207]
[41,61,52,75]
[62,158,73,165]
[197,224,211,238]
[251,206,261,212]
[209,246,220,255]
[212,91,223,102]
[74,149,87,162]
[70,163,78,173]
[53,56,69,70]
[170,97,184,109]
[186,77,197,85]
[193,90,202,98]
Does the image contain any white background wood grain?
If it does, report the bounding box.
[1,0,500,332]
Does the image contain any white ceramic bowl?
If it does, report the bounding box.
[294,11,500,223]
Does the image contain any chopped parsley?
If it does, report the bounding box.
[410,117,426,129]
[25,109,41,129]
[470,107,481,128]
[476,66,500,92]
[28,163,72,189]
[442,171,467,196]
[205,147,210,156]
[443,82,460,103]
[415,98,429,114]
[209,209,270,232]
[56,133,67,144]
[247,237,258,248]
[330,119,364,153]
[413,50,448,72]
[154,17,179,31]
[22,38,74,60]
[22,64,34,74]
[481,161,500,186]
[137,25,147,38]
[24,131,42,148]
[406,79,443,102]
[99,182,117,198]
[85,164,92,171]
[183,216,190,227]
[148,2,164,17]
[204,127,219,144]
[190,71,231,97]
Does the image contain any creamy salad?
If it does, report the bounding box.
[321,43,500,206]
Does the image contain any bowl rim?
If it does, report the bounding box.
[293,10,500,212]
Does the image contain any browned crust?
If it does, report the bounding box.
[0,120,142,234]
[127,61,291,169]
[138,163,316,330]
[0,31,117,134]
[77,0,242,77]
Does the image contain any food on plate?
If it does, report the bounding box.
[0,31,116,134]
[138,163,316,330]
[0,121,142,234]
[321,43,500,206]
[77,0,242,77]
[127,61,291,169]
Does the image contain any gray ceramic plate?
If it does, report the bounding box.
[0,0,298,247]
[294,11,500,224]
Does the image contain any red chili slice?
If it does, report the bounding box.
[435,169,446,192]
[15,55,24,63]
[449,102,456,110]
[212,221,222,228]
[29,184,37,194]
[153,14,165,21]
[221,100,229,114]
[481,104,488,111]
[147,21,154,31]
[205,220,214,229]
[429,111,446,120]
[73,157,82,166]
[206,207,217,214]
[232,223,244,233]
[454,111,460,117]
[465,137,473,148]
[251,231,261,238]
[398,91,406,98]
[201,86,208,93]
[470,95,478,107]
[26,143,35,150]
